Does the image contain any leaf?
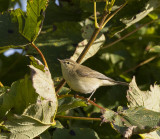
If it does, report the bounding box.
[101,107,160,138]
[0,13,28,48]
[0,75,38,118]
[0,53,29,86]
[127,77,160,138]
[5,114,50,139]
[71,24,105,64]
[0,57,58,138]
[127,76,160,112]
[39,130,52,139]
[149,45,160,53]
[52,128,100,139]
[0,0,10,12]
[29,57,57,102]
[140,130,160,139]
[108,0,160,36]
[11,0,48,42]
[57,100,87,114]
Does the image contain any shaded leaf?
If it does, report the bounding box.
[0,13,28,48]
[5,114,50,139]
[108,0,160,36]
[102,107,160,138]
[57,100,87,114]
[0,57,57,138]
[52,128,100,139]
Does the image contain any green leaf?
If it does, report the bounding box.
[57,100,87,114]
[0,53,29,86]
[11,0,48,42]
[5,114,50,139]
[39,130,52,139]
[102,107,160,138]
[52,128,100,139]
[0,0,10,12]
[0,75,38,118]
[108,0,160,36]
[101,109,116,122]
[0,13,28,48]
[0,57,58,138]
[149,45,160,53]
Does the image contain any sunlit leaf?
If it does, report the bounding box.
[127,76,160,112]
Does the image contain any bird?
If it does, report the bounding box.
[59,59,128,100]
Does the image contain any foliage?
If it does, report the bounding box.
[0,0,160,138]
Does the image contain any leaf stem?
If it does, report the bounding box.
[102,19,156,49]
[31,42,48,68]
[56,115,101,121]
[0,82,4,87]
[58,94,106,111]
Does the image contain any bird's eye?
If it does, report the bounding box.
[66,62,70,64]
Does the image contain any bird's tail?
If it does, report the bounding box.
[114,80,129,86]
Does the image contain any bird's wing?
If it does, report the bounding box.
[76,65,115,82]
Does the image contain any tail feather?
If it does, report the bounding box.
[114,81,129,86]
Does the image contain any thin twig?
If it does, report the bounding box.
[102,20,156,49]
[55,79,66,94]
[0,82,4,87]
[31,42,48,68]
[122,55,158,74]
[101,2,127,29]
[58,94,106,111]
[56,115,101,121]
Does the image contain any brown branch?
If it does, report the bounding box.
[55,79,66,94]
[58,94,106,111]
[102,19,156,49]
[122,55,158,74]
[31,42,48,68]
[56,115,101,121]
[76,11,109,63]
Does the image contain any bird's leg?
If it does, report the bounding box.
[87,90,96,101]
[94,0,99,28]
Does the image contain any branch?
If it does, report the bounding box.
[56,115,101,121]
[58,94,106,111]
[122,55,158,74]
[102,19,156,49]
[31,42,48,68]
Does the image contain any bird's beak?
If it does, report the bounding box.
[58,59,62,62]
